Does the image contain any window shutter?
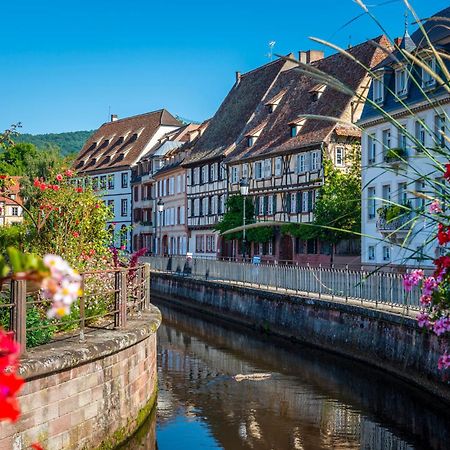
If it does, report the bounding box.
[263,196,268,215]
[286,194,291,212]
[272,195,277,213]
[308,191,313,211]
[255,197,259,215]
[296,192,302,212]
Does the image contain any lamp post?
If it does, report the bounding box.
[239,178,249,262]
[157,199,164,256]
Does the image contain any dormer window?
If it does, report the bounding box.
[373,74,384,104]
[289,119,305,138]
[265,90,285,114]
[309,84,326,102]
[395,66,408,98]
[247,136,257,147]
[422,57,436,88]
[267,104,277,113]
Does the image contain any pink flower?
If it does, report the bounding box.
[95,204,100,209]
[56,174,63,182]
[52,185,60,191]
[33,178,40,187]
[417,311,431,329]
[438,352,450,370]
[65,169,73,177]
[433,317,450,336]
[120,245,126,250]
[72,231,80,238]
[422,276,439,296]
[419,294,432,306]
[403,269,424,291]
[430,200,443,214]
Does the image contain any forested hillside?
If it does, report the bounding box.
[16,130,94,156]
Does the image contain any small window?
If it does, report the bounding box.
[398,126,407,150]
[121,172,128,189]
[415,120,426,150]
[254,161,263,179]
[311,152,320,171]
[368,187,376,219]
[92,177,99,191]
[231,166,239,184]
[247,136,257,147]
[335,147,345,166]
[121,198,128,216]
[368,134,376,164]
[108,174,115,190]
[11,207,18,216]
[382,246,391,261]
[297,154,306,173]
[382,184,391,201]
[395,66,408,97]
[368,246,375,261]
[107,200,114,213]
[373,75,384,104]
[422,57,436,88]
[434,114,446,148]
[274,157,282,176]
[100,175,107,190]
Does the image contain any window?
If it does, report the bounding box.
[121,199,128,216]
[206,235,216,253]
[268,195,274,215]
[368,246,375,261]
[254,161,263,179]
[382,184,391,202]
[108,174,115,190]
[179,206,185,224]
[268,240,273,255]
[107,200,114,213]
[201,166,208,184]
[11,207,18,216]
[275,157,282,176]
[258,196,264,215]
[335,147,344,166]
[373,75,384,104]
[231,166,239,184]
[297,154,306,173]
[121,173,128,189]
[395,66,408,97]
[435,114,445,148]
[289,119,305,138]
[422,57,436,88]
[193,167,200,185]
[169,177,175,195]
[290,193,296,214]
[398,182,408,205]
[368,187,376,219]
[415,120,426,150]
[195,235,205,253]
[176,175,181,194]
[92,177,99,191]
[247,136,257,147]
[382,129,391,152]
[264,159,272,178]
[134,186,139,202]
[398,126,407,150]
[382,246,391,261]
[368,134,376,164]
[290,125,298,138]
[311,151,320,171]
[210,163,217,182]
[242,163,248,179]
[202,197,209,216]
[302,191,308,212]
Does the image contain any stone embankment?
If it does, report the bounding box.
[151,273,450,403]
[0,306,161,450]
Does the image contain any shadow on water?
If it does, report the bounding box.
[125,297,450,450]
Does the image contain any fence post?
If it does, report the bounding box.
[114,270,121,328]
[79,274,86,342]
[120,271,127,327]
[345,265,349,302]
[318,264,322,299]
[11,279,26,353]
[144,263,151,309]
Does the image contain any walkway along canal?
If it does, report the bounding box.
[124,298,450,450]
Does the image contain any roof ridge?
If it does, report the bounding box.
[240,53,293,78]
[99,108,167,126]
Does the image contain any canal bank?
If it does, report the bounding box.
[151,272,450,403]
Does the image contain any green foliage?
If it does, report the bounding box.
[0,142,37,175]
[214,195,273,243]
[285,148,361,245]
[16,130,94,156]
[25,307,56,348]
[0,224,26,251]
[384,147,408,163]
[377,201,411,222]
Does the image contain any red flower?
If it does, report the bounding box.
[0,331,20,372]
[56,174,63,182]
[31,443,44,450]
[434,255,450,278]
[33,178,40,187]
[95,204,100,209]
[438,224,450,245]
[444,163,450,180]
[75,187,83,193]
[52,185,60,191]
[72,231,80,238]
[39,183,47,191]
[65,169,74,177]
[0,371,24,422]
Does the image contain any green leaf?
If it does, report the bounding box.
[6,247,23,273]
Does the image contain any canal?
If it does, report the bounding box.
[124,299,450,450]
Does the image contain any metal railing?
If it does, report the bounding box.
[0,264,151,352]
[144,256,420,312]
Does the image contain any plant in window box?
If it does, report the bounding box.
[384,147,408,164]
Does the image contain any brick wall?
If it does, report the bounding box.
[0,307,161,450]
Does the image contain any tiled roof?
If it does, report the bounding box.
[74,109,182,173]
[183,57,293,166]
[225,36,390,162]
[0,176,22,206]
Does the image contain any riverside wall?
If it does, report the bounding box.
[151,273,450,402]
[0,306,161,450]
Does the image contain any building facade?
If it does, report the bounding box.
[360,7,450,269]
[74,110,182,251]
[0,177,23,226]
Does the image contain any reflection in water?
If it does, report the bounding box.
[127,299,450,449]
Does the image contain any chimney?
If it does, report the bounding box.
[298,50,324,64]
[235,71,241,84]
[111,114,118,122]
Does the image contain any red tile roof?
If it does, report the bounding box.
[74,109,182,173]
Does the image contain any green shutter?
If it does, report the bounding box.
[286,194,291,212]
[307,191,313,212]
[263,196,268,214]
[273,195,277,213]
[296,192,301,212]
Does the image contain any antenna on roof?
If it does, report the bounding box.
[348,35,352,49]
[267,41,276,61]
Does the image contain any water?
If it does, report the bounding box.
[124,299,450,450]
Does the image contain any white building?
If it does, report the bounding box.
[74,110,181,251]
[360,8,450,269]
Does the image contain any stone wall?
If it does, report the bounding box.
[151,273,450,403]
[0,306,161,450]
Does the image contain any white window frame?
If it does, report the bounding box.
[231,166,239,184]
[383,246,391,261]
[311,151,320,171]
[395,66,408,97]
[368,187,376,220]
[368,134,376,164]
[242,163,248,179]
[274,157,282,176]
[297,154,305,174]
[422,57,436,88]
[373,75,384,104]
[254,161,263,179]
[368,246,375,261]
[335,147,344,166]
[264,159,272,178]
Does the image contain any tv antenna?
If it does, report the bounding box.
[268,41,276,60]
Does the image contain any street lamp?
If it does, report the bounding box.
[157,199,164,256]
[239,178,249,262]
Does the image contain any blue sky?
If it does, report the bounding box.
[1,0,448,134]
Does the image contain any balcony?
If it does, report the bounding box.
[384,147,408,168]
[376,204,411,244]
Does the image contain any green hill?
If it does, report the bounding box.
[16,130,94,156]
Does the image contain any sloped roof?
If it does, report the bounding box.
[183,57,292,166]
[74,109,182,173]
[225,35,390,162]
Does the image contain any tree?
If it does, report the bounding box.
[215,195,273,243]
[0,142,38,175]
[285,147,361,263]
